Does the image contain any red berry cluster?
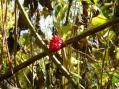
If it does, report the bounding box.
[49,35,64,52]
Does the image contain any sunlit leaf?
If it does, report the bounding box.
[108,30,116,41]
[93,0,99,4]
[59,24,72,40]
[20,33,30,45]
[112,72,119,83]
[91,14,108,27]
[115,47,119,60]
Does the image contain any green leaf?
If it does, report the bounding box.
[59,24,72,40]
[56,4,68,23]
[20,33,30,45]
[108,31,116,41]
[91,14,108,27]
[112,74,119,83]
[93,0,99,4]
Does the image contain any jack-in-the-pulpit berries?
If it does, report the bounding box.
[49,35,64,52]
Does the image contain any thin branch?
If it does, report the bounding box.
[0,0,4,70]
[15,0,71,74]
[0,17,119,86]
[100,49,106,88]
[62,17,119,47]
[64,0,73,25]
[0,52,47,81]
[16,0,79,88]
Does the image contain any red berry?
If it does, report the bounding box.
[49,35,64,52]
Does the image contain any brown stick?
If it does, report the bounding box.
[64,0,73,25]
[62,18,119,47]
[0,53,47,81]
[0,17,119,82]
[15,1,79,88]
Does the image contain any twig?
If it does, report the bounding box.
[64,0,73,25]
[0,0,3,69]
[62,17,119,47]
[16,0,79,88]
[0,52,47,81]
[0,17,119,83]
[100,49,106,88]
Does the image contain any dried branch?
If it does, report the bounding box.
[62,17,119,47]
[64,0,73,25]
[0,52,47,81]
[16,0,79,88]
[1,17,119,82]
